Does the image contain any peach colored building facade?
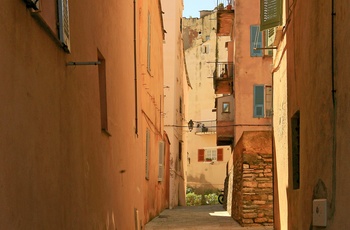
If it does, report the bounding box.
[270,0,350,229]
[0,0,168,229]
[162,0,188,208]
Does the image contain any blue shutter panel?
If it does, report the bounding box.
[254,85,265,117]
[250,25,263,57]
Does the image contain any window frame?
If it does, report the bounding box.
[222,102,230,113]
[250,25,263,57]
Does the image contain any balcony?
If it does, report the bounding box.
[193,120,216,135]
[216,5,234,36]
[213,62,234,95]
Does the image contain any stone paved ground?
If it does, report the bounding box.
[145,205,274,230]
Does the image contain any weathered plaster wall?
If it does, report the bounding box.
[275,0,350,229]
[233,0,272,145]
[0,1,167,229]
[184,13,232,192]
[162,0,187,208]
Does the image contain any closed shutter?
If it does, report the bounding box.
[158,141,165,182]
[198,149,204,162]
[250,25,263,57]
[260,0,282,31]
[147,12,151,71]
[58,0,70,52]
[217,148,223,161]
[254,85,265,117]
[145,129,150,180]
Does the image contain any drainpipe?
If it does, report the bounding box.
[330,0,336,218]
[134,0,139,135]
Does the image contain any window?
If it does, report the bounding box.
[179,142,182,160]
[222,102,230,113]
[198,148,223,162]
[253,85,272,118]
[264,28,275,56]
[98,50,109,134]
[260,0,282,31]
[202,45,209,54]
[179,97,182,114]
[145,129,150,180]
[58,0,70,52]
[250,25,263,57]
[158,141,165,182]
[147,12,151,72]
[24,0,70,52]
[291,111,300,189]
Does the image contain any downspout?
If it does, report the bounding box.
[330,0,336,218]
[134,0,139,135]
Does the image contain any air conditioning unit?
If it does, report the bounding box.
[23,0,40,10]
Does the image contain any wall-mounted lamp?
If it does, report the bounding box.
[188,119,194,132]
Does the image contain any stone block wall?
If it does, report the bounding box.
[231,131,273,227]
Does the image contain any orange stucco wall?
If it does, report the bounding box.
[272,0,350,229]
[0,1,167,229]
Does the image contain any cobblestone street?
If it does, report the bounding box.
[145,205,274,230]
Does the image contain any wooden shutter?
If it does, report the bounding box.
[198,149,204,162]
[145,129,150,180]
[217,148,223,161]
[250,25,263,57]
[260,0,282,31]
[147,12,151,71]
[58,0,70,52]
[254,85,265,117]
[158,141,165,182]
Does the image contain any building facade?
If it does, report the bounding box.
[162,0,188,208]
[183,11,232,194]
[0,0,168,229]
[270,0,350,229]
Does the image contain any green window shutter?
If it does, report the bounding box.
[250,25,263,57]
[58,0,70,52]
[254,85,265,117]
[158,141,165,182]
[145,129,150,180]
[260,0,282,31]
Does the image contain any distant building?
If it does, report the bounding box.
[183,11,232,195]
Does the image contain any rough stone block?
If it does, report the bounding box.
[242,213,258,219]
[254,217,268,223]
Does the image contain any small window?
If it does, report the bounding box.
[58,0,71,52]
[291,111,300,189]
[250,25,263,57]
[158,141,165,182]
[253,85,272,118]
[253,85,265,117]
[147,12,151,72]
[198,148,224,162]
[98,50,109,134]
[179,142,182,160]
[179,97,182,114]
[222,102,230,113]
[202,45,209,54]
[145,129,150,180]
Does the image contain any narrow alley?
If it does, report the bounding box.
[145,205,273,230]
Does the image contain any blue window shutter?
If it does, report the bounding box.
[250,25,263,57]
[254,85,265,117]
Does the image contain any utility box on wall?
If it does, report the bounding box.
[313,199,327,227]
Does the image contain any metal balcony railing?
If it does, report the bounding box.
[194,120,216,134]
[213,62,234,79]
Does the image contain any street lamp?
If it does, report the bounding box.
[188,119,194,132]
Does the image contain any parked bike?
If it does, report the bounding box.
[218,190,224,204]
